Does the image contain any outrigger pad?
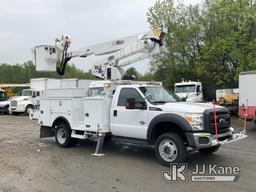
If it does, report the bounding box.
[92,134,106,156]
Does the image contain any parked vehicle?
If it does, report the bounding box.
[0,89,9,114]
[0,88,6,101]
[216,89,239,115]
[30,80,246,165]
[0,84,30,114]
[30,28,247,165]
[9,78,61,115]
[0,84,30,98]
[239,71,256,124]
[174,80,203,102]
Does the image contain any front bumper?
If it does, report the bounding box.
[9,106,25,113]
[186,128,234,148]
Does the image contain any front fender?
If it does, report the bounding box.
[20,101,33,106]
[147,113,193,144]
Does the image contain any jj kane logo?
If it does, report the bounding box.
[162,163,240,182]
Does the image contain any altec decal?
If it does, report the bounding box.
[112,40,125,46]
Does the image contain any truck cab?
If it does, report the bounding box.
[9,89,41,115]
[174,81,203,102]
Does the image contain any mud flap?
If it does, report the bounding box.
[219,131,248,145]
[40,126,55,138]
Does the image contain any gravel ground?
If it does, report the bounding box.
[0,115,255,192]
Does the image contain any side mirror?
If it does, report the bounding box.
[196,86,201,95]
[146,94,153,101]
[32,93,36,98]
[125,98,147,110]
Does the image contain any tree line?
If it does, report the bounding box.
[1,0,256,100]
[0,61,94,83]
[146,0,256,99]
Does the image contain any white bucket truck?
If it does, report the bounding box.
[9,78,61,115]
[30,28,247,165]
[174,80,203,102]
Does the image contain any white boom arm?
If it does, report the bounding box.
[32,28,166,80]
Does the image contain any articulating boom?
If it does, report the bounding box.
[32,28,166,80]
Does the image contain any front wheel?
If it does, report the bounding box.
[4,106,9,115]
[155,133,186,166]
[198,145,220,154]
[25,105,34,115]
[55,124,78,148]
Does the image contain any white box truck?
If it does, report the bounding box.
[9,78,61,115]
[239,71,256,123]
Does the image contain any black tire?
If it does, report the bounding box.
[4,106,9,115]
[155,133,186,166]
[25,105,34,115]
[55,123,78,148]
[198,145,220,155]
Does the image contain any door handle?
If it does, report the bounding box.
[113,110,117,117]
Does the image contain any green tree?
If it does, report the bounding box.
[0,61,94,84]
[124,67,140,79]
[147,0,256,99]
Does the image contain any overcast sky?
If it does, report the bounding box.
[0,0,201,74]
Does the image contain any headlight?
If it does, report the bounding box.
[185,113,204,131]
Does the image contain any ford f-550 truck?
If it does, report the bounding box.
[31,29,246,165]
[30,80,244,165]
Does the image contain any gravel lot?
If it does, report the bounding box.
[0,115,255,192]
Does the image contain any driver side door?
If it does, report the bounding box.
[110,88,149,139]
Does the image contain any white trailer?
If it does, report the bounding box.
[239,71,256,122]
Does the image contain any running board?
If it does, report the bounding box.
[112,137,148,146]
[219,131,248,145]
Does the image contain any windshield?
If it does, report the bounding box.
[88,87,104,97]
[175,85,196,93]
[0,92,5,100]
[139,86,178,104]
[22,90,32,96]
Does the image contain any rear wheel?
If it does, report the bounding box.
[55,123,78,148]
[155,133,186,166]
[198,145,220,154]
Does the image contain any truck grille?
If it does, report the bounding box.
[11,100,17,107]
[204,109,230,134]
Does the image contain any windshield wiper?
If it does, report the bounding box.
[151,101,167,104]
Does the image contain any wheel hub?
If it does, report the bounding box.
[57,128,66,144]
[159,139,178,162]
